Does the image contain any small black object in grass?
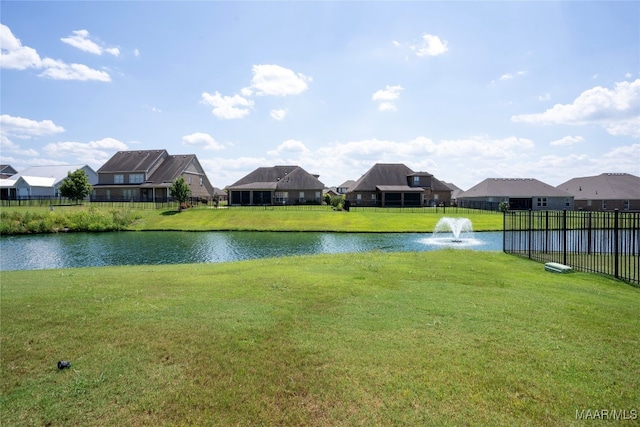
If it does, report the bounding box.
[57,361,71,369]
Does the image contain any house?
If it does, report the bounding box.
[0,164,98,200]
[323,187,340,198]
[0,165,18,179]
[337,180,355,194]
[227,165,324,205]
[557,173,640,211]
[458,178,574,211]
[92,150,214,202]
[443,182,464,206]
[213,187,228,204]
[344,163,452,207]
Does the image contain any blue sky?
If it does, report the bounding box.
[1,1,638,190]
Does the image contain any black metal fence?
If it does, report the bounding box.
[503,210,640,286]
[0,196,210,210]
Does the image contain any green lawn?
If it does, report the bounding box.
[1,251,638,426]
[0,205,504,233]
[129,207,503,232]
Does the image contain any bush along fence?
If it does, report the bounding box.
[503,209,639,286]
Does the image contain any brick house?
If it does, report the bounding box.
[92,150,214,202]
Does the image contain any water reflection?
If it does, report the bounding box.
[0,231,503,271]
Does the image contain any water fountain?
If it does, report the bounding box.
[421,217,484,248]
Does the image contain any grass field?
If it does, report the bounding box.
[1,251,638,426]
[0,204,504,233]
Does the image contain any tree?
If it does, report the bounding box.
[169,175,191,211]
[59,169,93,204]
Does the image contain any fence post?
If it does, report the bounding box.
[502,210,506,252]
[587,211,592,255]
[614,209,619,280]
[563,209,567,266]
[544,210,549,254]
[528,209,532,259]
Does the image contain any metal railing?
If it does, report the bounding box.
[0,196,213,210]
[503,210,639,286]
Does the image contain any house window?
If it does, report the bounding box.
[624,200,630,210]
[587,200,592,207]
[123,189,138,200]
[188,176,192,185]
[356,194,362,205]
[315,191,321,201]
[114,174,124,184]
[129,174,144,184]
[299,191,305,203]
[413,176,420,185]
[106,190,110,200]
[371,194,376,201]
[537,197,547,207]
[566,198,571,207]
[275,191,288,204]
[602,200,607,210]
[200,177,203,186]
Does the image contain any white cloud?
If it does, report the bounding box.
[512,79,640,137]
[61,29,120,56]
[393,33,448,58]
[1,24,42,70]
[202,65,310,120]
[43,137,128,166]
[549,135,584,146]
[414,34,448,57]
[1,24,111,81]
[0,135,39,156]
[133,48,140,57]
[317,135,533,161]
[39,58,111,81]
[201,91,254,119]
[0,114,65,138]
[181,132,225,151]
[270,109,288,121]
[267,139,310,156]
[198,137,638,191]
[247,64,312,96]
[498,70,526,81]
[538,93,551,101]
[372,85,404,112]
[602,143,640,162]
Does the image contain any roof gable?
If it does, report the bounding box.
[147,155,197,183]
[0,165,18,176]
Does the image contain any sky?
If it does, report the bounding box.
[1,1,639,190]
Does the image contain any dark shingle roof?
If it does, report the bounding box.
[348,163,451,193]
[557,173,640,200]
[459,178,572,198]
[338,179,356,189]
[148,155,197,183]
[349,163,415,192]
[228,166,324,190]
[97,150,167,173]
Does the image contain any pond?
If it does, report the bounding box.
[0,231,504,271]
